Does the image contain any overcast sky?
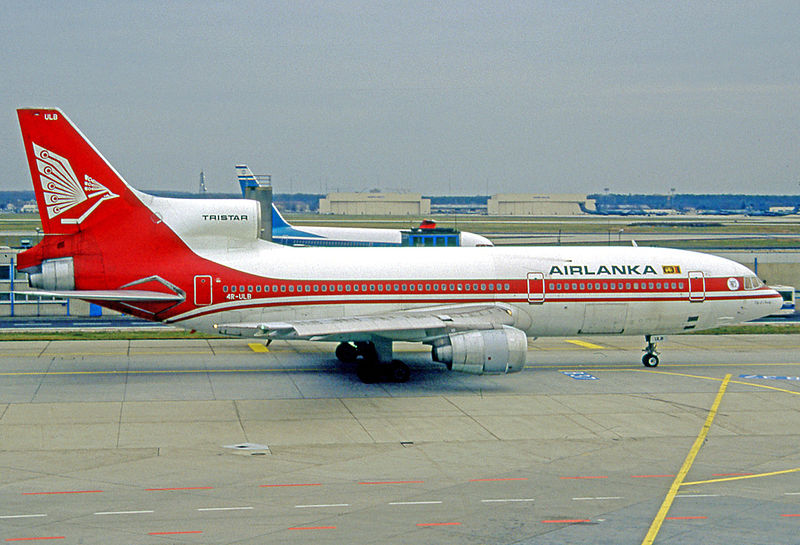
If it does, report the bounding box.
[1,1,799,195]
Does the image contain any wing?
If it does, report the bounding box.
[213,302,524,342]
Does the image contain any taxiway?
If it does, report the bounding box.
[1,335,799,544]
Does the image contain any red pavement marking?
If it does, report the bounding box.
[148,531,203,535]
[469,478,528,482]
[665,516,707,521]
[22,490,102,495]
[780,513,800,517]
[359,480,424,485]
[145,487,213,491]
[416,522,461,527]
[5,538,65,542]
[260,483,322,488]
[541,519,591,524]
[288,526,337,530]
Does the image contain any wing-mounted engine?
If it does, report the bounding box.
[430,325,527,375]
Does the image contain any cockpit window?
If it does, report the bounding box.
[743,276,763,290]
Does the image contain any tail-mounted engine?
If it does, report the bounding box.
[27,257,75,291]
[431,325,527,375]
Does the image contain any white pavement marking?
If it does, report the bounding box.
[785,492,800,496]
[389,501,443,505]
[676,494,721,498]
[93,510,154,515]
[0,514,47,519]
[481,498,535,503]
[197,506,254,511]
[572,496,624,501]
[295,503,350,509]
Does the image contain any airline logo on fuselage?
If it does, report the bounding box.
[549,264,658,276]
[33,143,118,223]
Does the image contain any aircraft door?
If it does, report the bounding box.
[688,271,705,302]
[194,275,213,306]
[527,272,545,303]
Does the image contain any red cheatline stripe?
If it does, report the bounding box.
[665,516,707,521]
[560,476,608,480]
[541,519,591,524]
[631,474,676,478]
[288,526,337,530]
[712,473,753,477]
[148,531,203,535]
[5,538,65,542]
[469,478,528,482]
[260,483,322,488]
[22,490,102,495]
[145,487,213,491]
[780,513,800,517]
[359,480,424,485]
[416,522,461,527]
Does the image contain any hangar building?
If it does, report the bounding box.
[488,194,596,215]
[319,193,431,215]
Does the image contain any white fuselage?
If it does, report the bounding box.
[165,238,778,337]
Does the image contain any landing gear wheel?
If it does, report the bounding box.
[356,361,380,384]
[335,342,359,363]
[642,353,659,367]
[388,360,411,383]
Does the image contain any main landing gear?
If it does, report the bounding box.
[335,340,411,384]
[642,335,661,367]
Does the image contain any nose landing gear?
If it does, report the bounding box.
[642,335,662,367]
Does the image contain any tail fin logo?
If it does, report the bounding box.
[33,142,118,224]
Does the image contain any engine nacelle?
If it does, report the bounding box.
[431,326,527,375]
[28,257,75,291]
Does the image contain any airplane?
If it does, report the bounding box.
[15,108,782,383]
[235,164,494,247]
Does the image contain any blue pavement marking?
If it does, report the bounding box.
[740,374,800,381]
[562,371,598,380]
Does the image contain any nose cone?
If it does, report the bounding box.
[765,287,785,315]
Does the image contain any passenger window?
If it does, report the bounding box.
[337,285,343,292]
[378,284,383,291]
[504,283,510,291]
[223,285,228,293]
[579,283,585,290]
[354,284,360,292]
[465,283,471,291]
[345,285,351,292]
[231,285,237,293]
[321,285,327,292]
[240,285,245,293]
[313,285,318,292]
[449,284,455,291]
[280,285,286,293]
[288,285,294,292]
[248,286,253,292]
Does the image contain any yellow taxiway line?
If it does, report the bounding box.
[641,374,731,545]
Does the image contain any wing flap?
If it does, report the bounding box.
[214,303,518,341]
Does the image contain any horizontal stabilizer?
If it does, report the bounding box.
[18,290,186,302]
